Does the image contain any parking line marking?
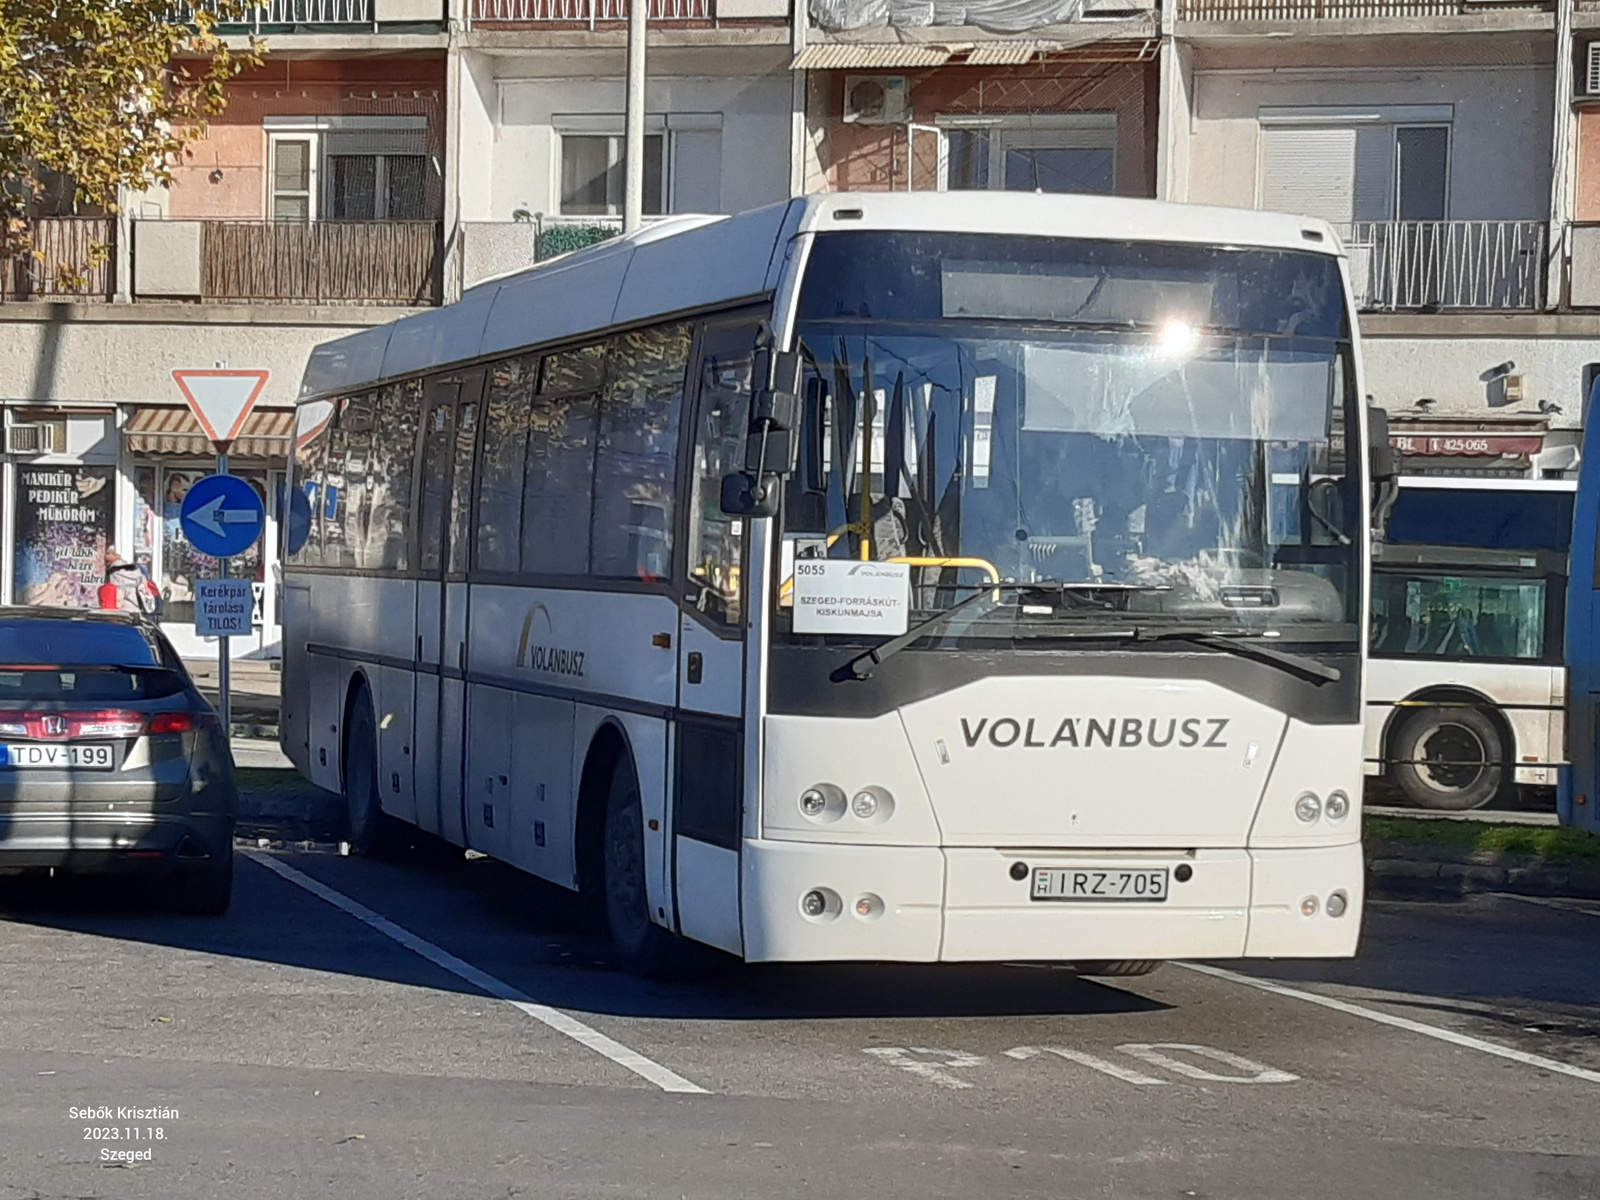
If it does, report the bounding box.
[244,850,709,1095]
[1179,962,1600,1086]
[1498,893,1600,919]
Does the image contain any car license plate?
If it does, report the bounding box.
[0,743,114,770]
[1031,867,1169,902]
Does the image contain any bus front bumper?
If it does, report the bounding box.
[739,840,1363,963]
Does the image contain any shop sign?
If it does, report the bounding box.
[13,465,114,608]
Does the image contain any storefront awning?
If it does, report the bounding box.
[124,408,294,459]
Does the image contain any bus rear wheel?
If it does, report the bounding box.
[1074,961,1162,978]
[343,698,395,855]
[602,757,686,978]
[1390,705,1504,811]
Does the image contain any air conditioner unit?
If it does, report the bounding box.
[6,423,57,455]
[843,76,911,126]
[1588,42,1600,95]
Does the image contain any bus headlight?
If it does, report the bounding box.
[1294,792,1322,823]
[1326,890,1349,918]
[799,784,845,824]
[850,786,894,824]
[1324,790,1350,821]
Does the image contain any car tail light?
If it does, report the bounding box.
[149,712,216,735]
[0,710,210,738]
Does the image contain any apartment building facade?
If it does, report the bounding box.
[7,0,1600,657]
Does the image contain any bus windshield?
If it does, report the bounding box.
[781,232,1360,640]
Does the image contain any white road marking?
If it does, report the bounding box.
[1180,962,1600,1086]
[244,850,709,1095]
[1005,1045,1168,1085]
[1499,893,1600,919]
[863,1047,985,1089]
[1116,1043,1298,1083]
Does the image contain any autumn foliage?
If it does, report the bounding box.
[0,0,262,275]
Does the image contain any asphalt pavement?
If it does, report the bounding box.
[3,831,1600,1199]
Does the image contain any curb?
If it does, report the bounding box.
[1366,840,1600,902]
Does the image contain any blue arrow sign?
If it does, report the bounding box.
[180,473,265,559]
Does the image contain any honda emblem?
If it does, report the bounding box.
[42,716,65,736]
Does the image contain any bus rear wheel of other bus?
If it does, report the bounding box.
[1388,703,1506,810]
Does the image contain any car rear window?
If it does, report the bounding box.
[0,667,187,702]
[0,620,163,667]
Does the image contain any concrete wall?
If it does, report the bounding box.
[1186,63,1554,220]
[0,306,412,410]
[1360,321,1596,430]
[462,53,792,221]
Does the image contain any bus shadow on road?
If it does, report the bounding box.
[0,847,1174,1023]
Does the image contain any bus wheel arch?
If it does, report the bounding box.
[340,671,386,853]
[339,670,376,792]
[576,719,687,977]
[1385,687,1512,811]
[575,721,632,901]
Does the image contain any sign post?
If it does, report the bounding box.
[173,369,270,738]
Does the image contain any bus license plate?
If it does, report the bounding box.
[1031,867,1169,902]
[0,744,114,770]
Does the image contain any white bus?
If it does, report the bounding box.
[282,192,1372,975]
[1367,476,1571,810]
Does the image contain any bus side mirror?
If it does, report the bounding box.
[1367,405,1398,482]
[721,471,780,517]
[743,352,803,476]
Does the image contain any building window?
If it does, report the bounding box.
[1258,113,1453,225]
[326,153,428,220]
[270,136,316,222]
[559,134,665,217]
[942,114,1117,195]
[266,118,433,222]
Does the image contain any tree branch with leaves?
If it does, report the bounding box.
[0,0,261,295]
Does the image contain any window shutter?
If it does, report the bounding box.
[1259,125,1357,225]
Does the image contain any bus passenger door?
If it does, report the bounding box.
[439,376,483,847]
[412,375,483,841]
[671,319,757,955]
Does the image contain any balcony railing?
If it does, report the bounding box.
[199,0,375,30]
[460,215,680,289]
[0,218,115,302]
[201,220,442,305]
[1177,0,1547,17]
[471,0,712,23]
[1339,220,1546,312]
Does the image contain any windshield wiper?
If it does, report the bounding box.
[829,581,1170,682]
[1132,628,1342,685]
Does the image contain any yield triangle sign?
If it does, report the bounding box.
[172,369,270,451]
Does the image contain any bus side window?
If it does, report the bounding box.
[446,381,483,577]
[687,321,759,626]
[523,344,605,576]
[370,378,421,572]
[417,381,459,573]
[477,355,535,574]
[288,400,334,567]
[591,323,692,581]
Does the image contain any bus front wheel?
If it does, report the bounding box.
[603,758,685,978]
[1390,705,1504,811]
